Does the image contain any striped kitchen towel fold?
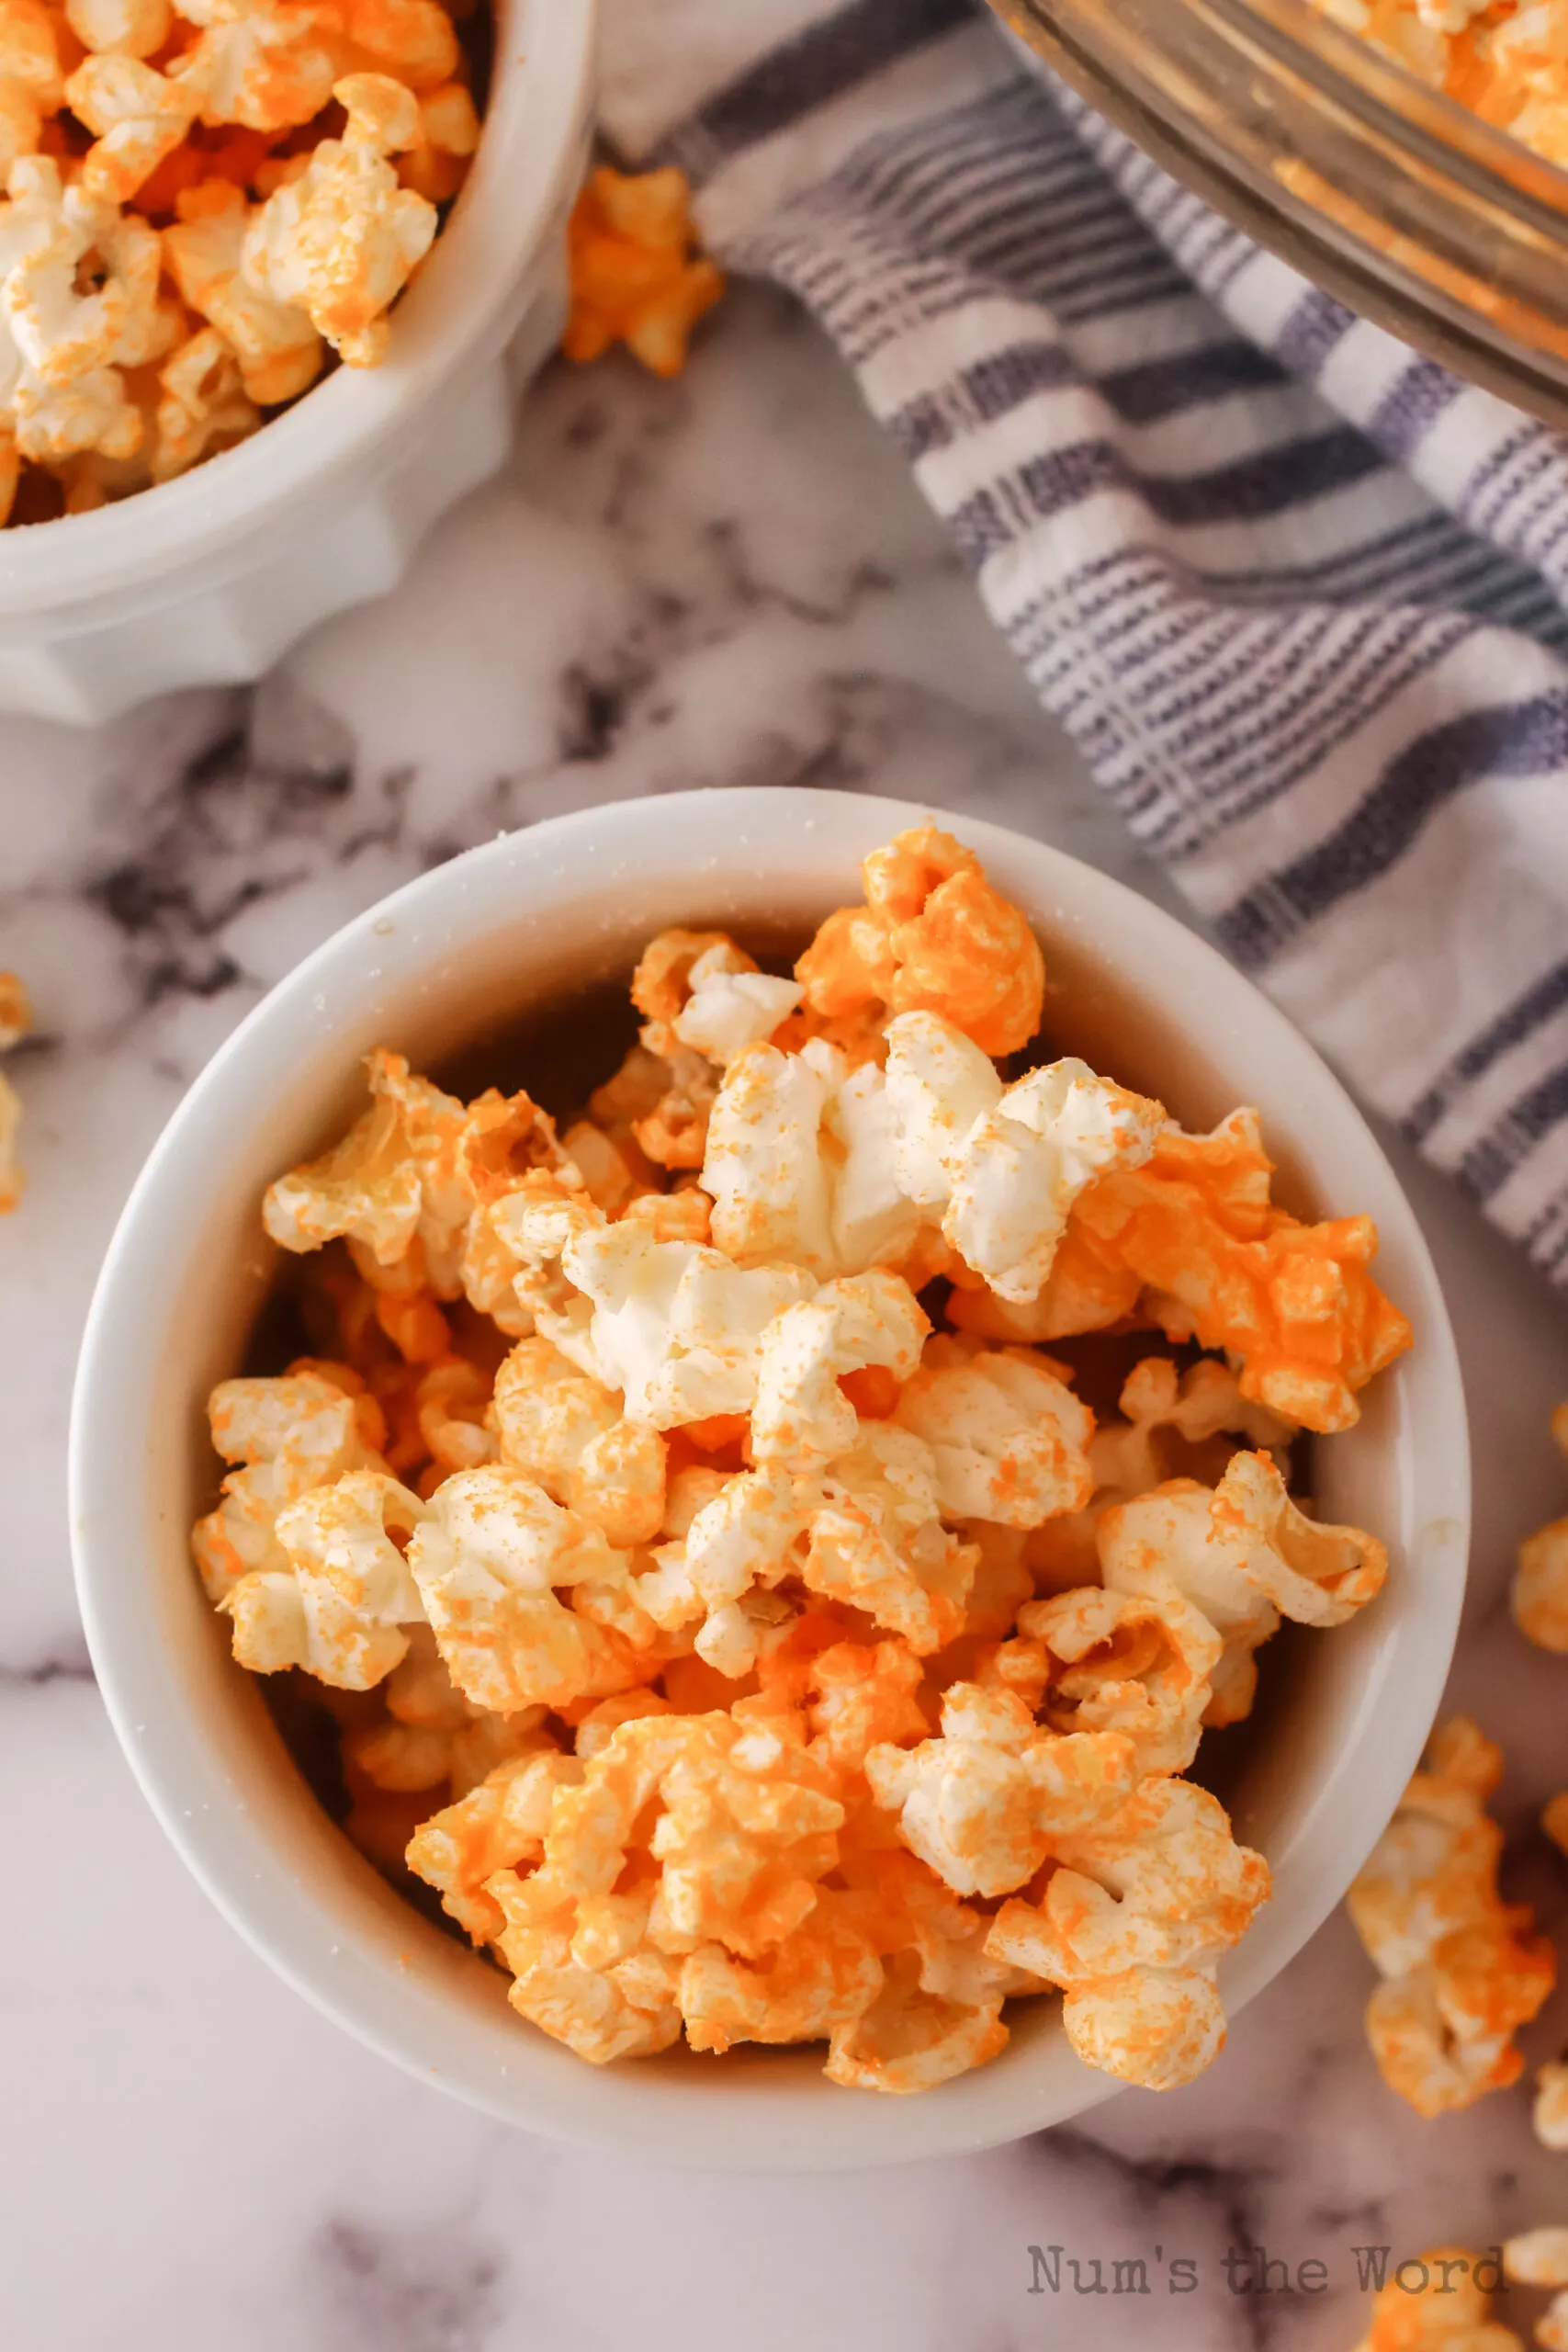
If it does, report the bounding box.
[599,0,1568,1286]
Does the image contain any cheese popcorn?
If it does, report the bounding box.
[163,181,323,406]
[866,1682,1137,1899]
[1075,1109,1413,1433]
[563,164,724,380]
[497,1189,812,1430]
[750,1272,929,1464]
[406,1741,582,1940]
[1098,1452,1385,1725]
[1348,1718,1556,2117]
[192,1364,388,1598]
[704,1037,928,1278]
[1538,2060,1568,2152]
[265,1049,577,1301]
[0,0,478,524]
[491,1336,665,1547]
[797,826,1046,1057]
[986,1776,1271,2088]
[893,1338,1095,1526]
[1349,2247,1525,2352]
[886,1012,1167,1304]
[0,966,28,1213]
[341,1623,535,1799]
[1505,2233,1568,2352]
[1319,0,1568,173]
[407,1463,648,1714]
[241,74,435,368]
[220,1466,427,1688]
[196,824,1410,2096]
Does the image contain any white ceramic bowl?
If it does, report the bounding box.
[70,786,1469,2170]
[0,0,595,726]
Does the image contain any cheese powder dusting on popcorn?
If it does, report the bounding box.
[0,0,480,524]
[1348,1717,1555,2118]
[191,825,1415,2095]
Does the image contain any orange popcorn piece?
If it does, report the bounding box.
[1350,2245,1524,2352]
[563,164,724,380]
[680,1894,885,2055]
[482,1713,851,2064]
[1073,1107,1412,1433]
[1348,1717,1556,2118]
[796,825,1045,1059]
[405,1740,581,1942]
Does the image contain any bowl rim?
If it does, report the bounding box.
[68,785,1470,2169]
[0,0,596,616]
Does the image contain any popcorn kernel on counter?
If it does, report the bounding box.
[1348,1717,1556,2118]
[0,0,481,526]
[192,823,1412,2094]
[563,164,724,381]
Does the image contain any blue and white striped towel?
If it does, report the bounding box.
[599,0,1568,1289]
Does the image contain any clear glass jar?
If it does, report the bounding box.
[993,0,1568,424]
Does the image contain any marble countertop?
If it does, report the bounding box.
[6,284,1568,2352]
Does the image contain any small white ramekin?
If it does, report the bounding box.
[0,0,594,726]
[70,787,1469,2170]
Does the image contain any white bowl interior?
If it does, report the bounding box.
[71,788,1468,2169]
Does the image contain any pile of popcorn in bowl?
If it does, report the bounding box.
[0,0,482,522]
[1319,0,1568,164]
[188,824,1416,2098]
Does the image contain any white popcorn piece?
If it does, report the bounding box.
[220,1467,427,1689]
[885,1012,1166,1304]
[866,1681,1136,1898]
[1097,1453,1384,1726]
[703,1038,837,1273]
[65,53,202,205]
[242,73,437,368]
[807,1424,976,1655]
[637,1461,808,1638]
[192,1367,388,1600]
[0,155,175,462]
[1020,1583,1222,1777]
[408,1463,648,1714]
[1090,1354,1292,1499]
[169,0,338,132]
[750,1270,929,1464]
[498,1189,814,1430]
[671,941,802,1067]
[892,1339,1094,1526]
[163,182,323,407]
[152,323,259,481]
[65,0,173,56]
[1538,2059,1568,2151]
[703,1039,927,1279]
[491,1335,666,1548]
[1505,2233,1568,2352]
